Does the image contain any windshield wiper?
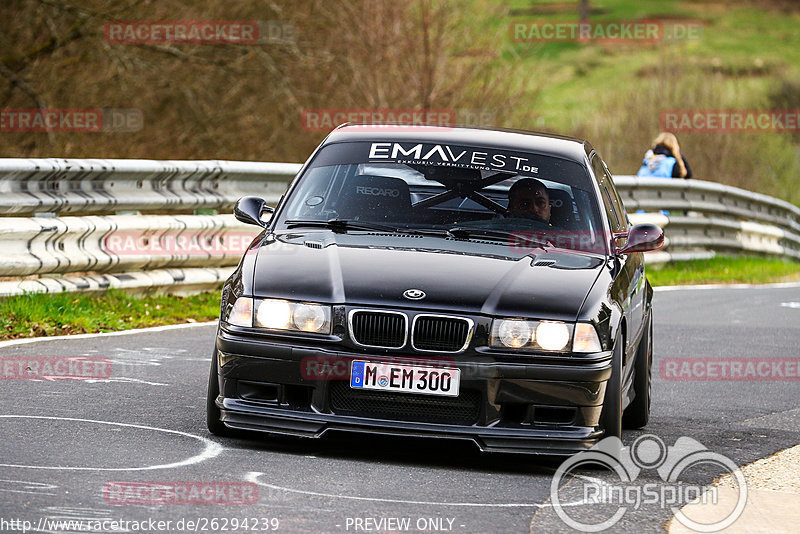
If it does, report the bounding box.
[402,227,456,238]
[286,220,461,238]
[447,227,552,249]
[284,218,401,233]
[284,219,550,247]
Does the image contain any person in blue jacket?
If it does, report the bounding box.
[637,132,692,179]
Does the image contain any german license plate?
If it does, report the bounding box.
[349,360,460,397]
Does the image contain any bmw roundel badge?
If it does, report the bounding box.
[403,289,426,300]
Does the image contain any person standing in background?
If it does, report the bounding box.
[636,132,692,179]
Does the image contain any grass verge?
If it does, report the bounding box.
[647,255,800,286]
[1,256,798,341]
[0,289,221,341]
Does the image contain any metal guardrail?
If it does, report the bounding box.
[0,213,262,297]
[0,158,294,296]
[615,176,800,261]
[0,160,797,296]
[0,158,299,215]
[1,214,255,276]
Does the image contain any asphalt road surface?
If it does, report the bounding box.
[1,284,798,534]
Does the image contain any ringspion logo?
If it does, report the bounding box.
[550,435,746,532]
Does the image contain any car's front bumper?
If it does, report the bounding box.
[214,328,612,455]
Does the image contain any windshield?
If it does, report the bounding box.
[275,141,606,254]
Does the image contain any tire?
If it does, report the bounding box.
[206,349,234,437]
[623,312,653,429]
[600,335,623,439]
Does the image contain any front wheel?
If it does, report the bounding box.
[206,349,234,437]
[623,312,653,429]
[600,335,623,439]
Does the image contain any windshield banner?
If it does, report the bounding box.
[367,142,540,174]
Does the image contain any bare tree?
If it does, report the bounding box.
[579,0,590,22]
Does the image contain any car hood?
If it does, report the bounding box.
[252,232,606,321]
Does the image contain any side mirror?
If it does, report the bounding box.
[616,223,664,254]
[234,196,274,227]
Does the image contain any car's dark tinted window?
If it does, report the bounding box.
[592,154,624,233]
[276,141,607,253]
[602,160,630,229]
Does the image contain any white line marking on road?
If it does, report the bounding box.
[654,282,800,292]
[83,377,169,386]
[0,321,218,349]
[0,479,58,496]
[245,471,583,508]
[0,415,222,471]
[780,302,800,308]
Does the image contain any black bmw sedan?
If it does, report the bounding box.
[207,124,663,455]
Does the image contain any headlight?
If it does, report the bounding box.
[491,319,573,352]
[226,297,253,327]
[536,321,570,351]
[573,323,602,353]
[497,320,534,348]
[254,299,331,334]
[256,299,293,329]
[292,304,327,332]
